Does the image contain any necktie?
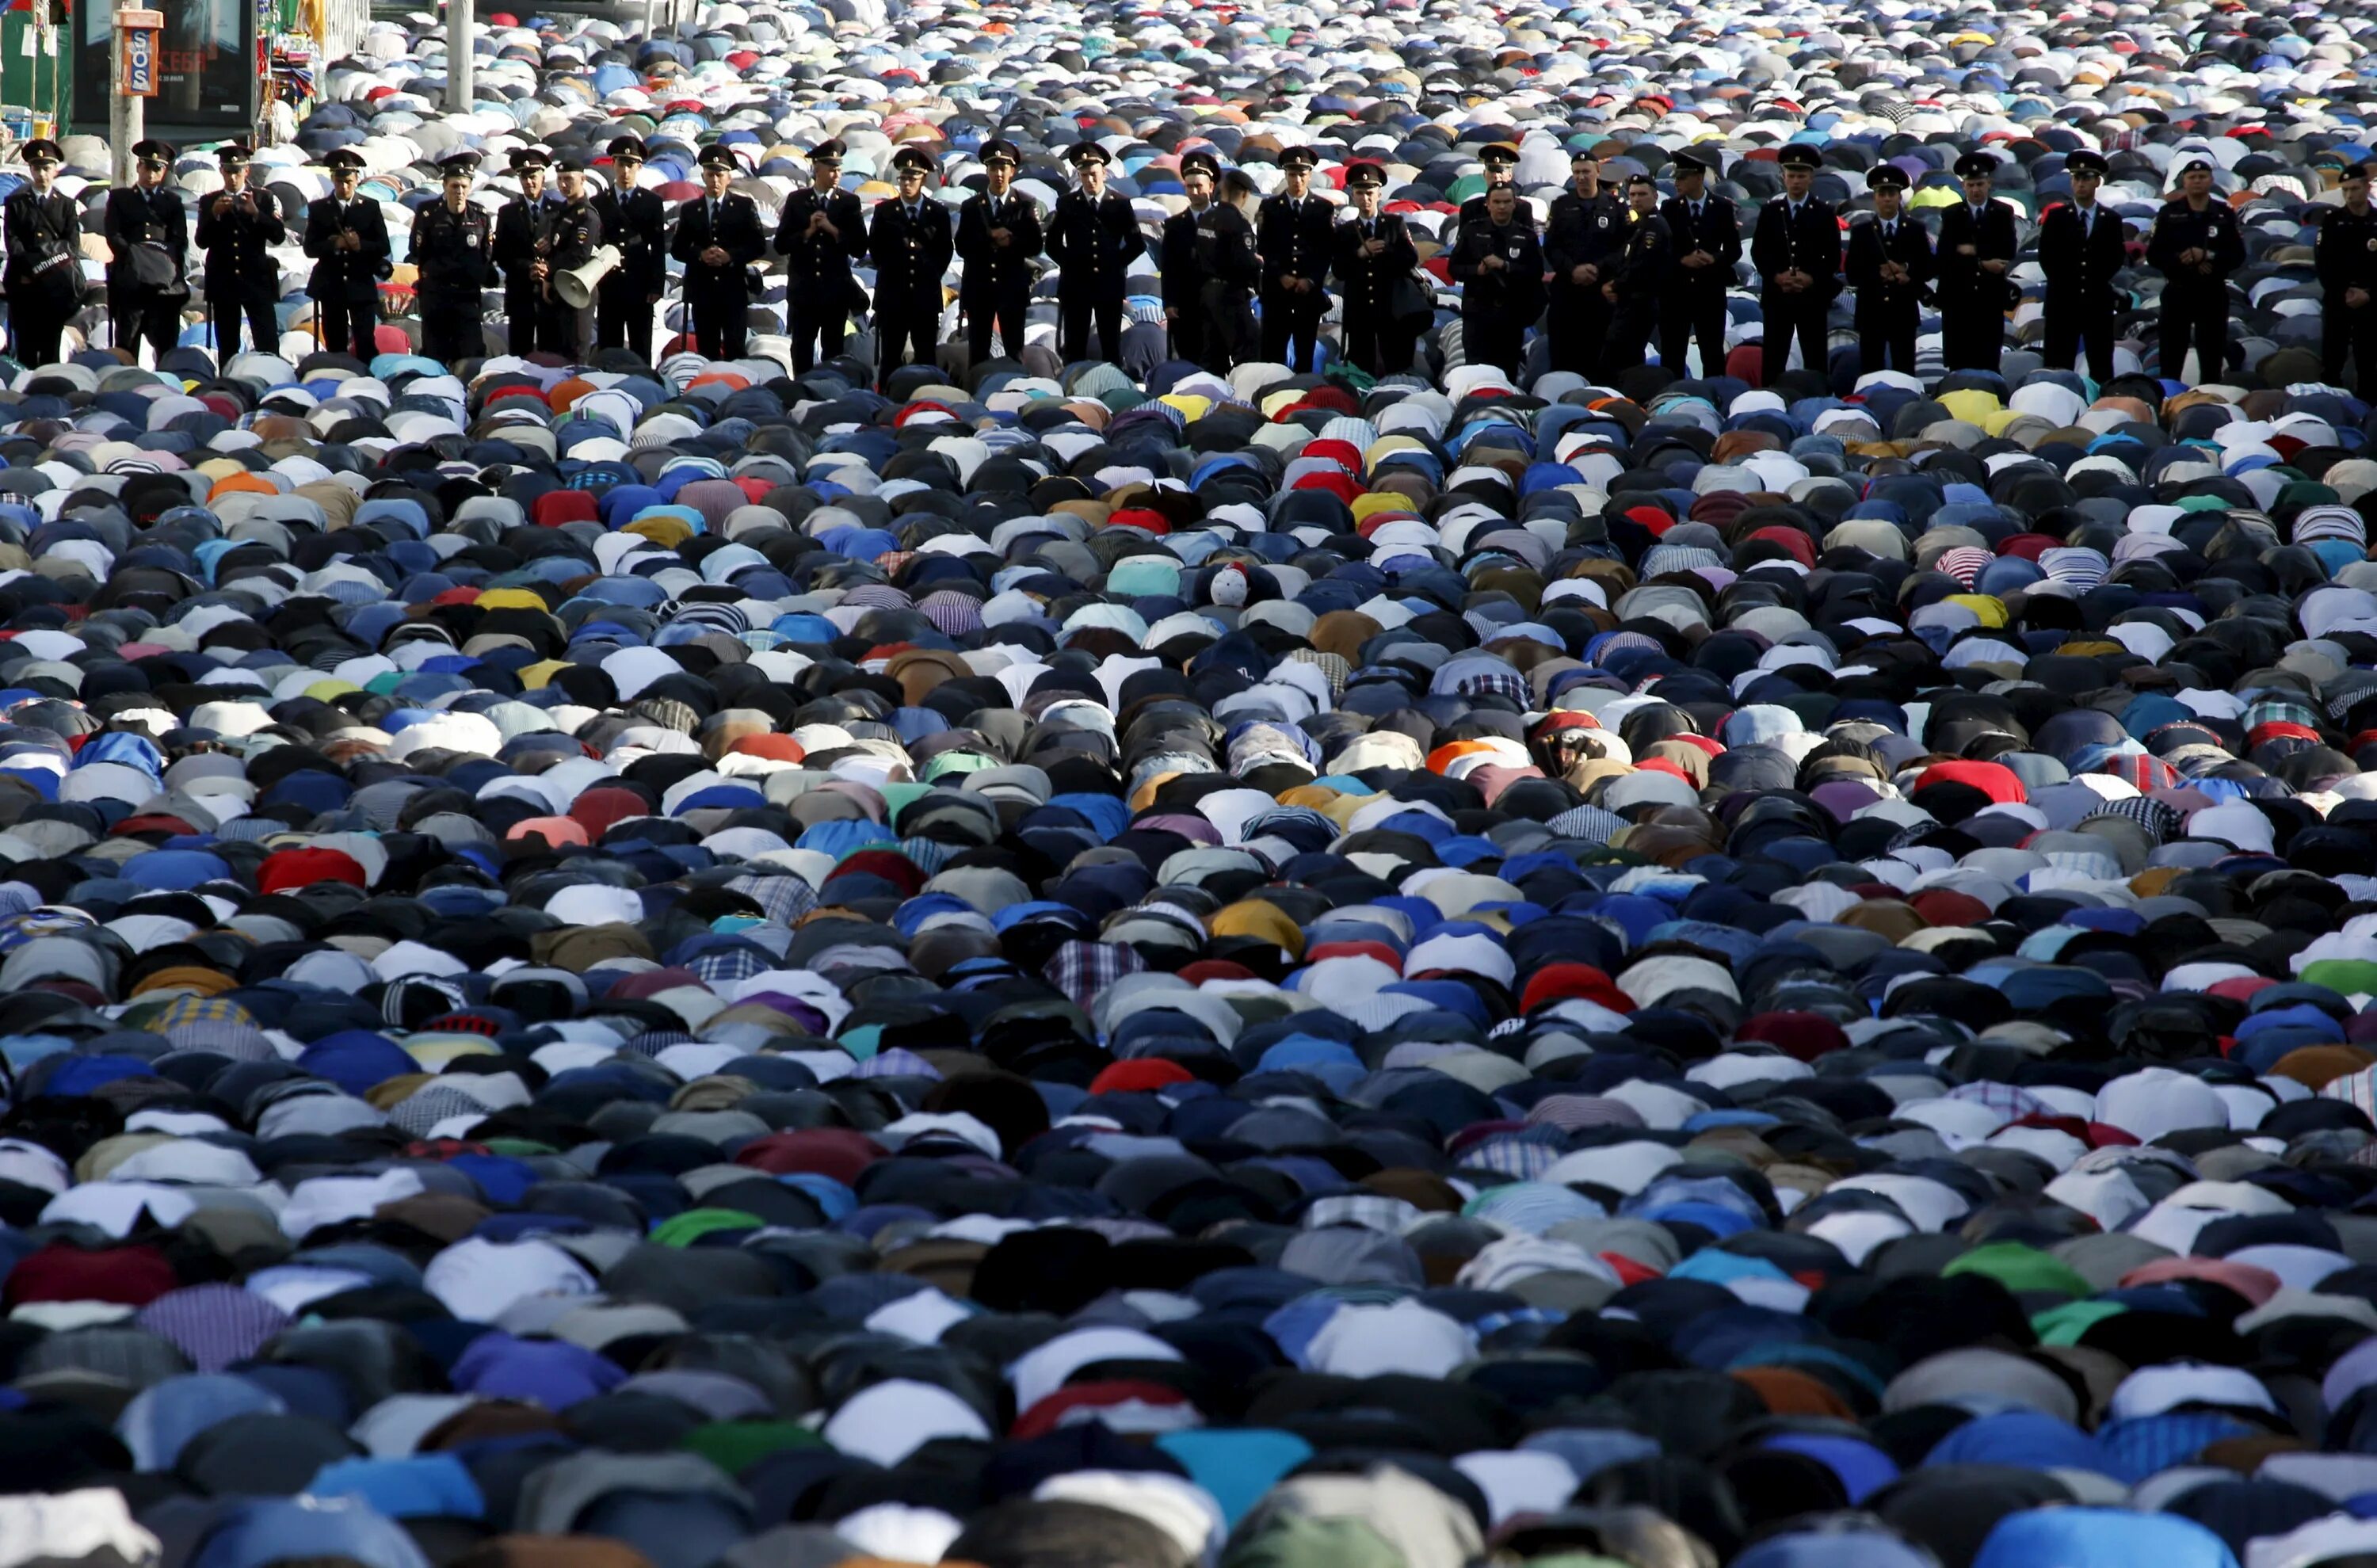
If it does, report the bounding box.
[1691,202,1701,219]
[1884,222,1894,241]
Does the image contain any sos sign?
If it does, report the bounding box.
[119,9,164,97]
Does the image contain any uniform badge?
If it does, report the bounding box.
[467,234,480,247]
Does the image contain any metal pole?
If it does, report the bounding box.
[109,1,140,192]
[643,0,654,44]
[445,0,472,113]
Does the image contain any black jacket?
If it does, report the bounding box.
[1935,200,2020,311]
[1046,189,1140,303]
[101,184,186,292]
[1749,196,1841,301]
[4,188,79,305]
[410,200,495,297]
[2146,196,2245,303]
[1658,195,1742,294]
[1159,201,1257,311]
[955,188,1042,308]
[193,184,284,301]
[2038,200,2128,315]
[492,196,548,302]
[592,187,668,294]
[1256,191,1335,296]
[2318,204,2377,309]
[670,192,764,301]
[869,196,954,308]
[302,192,391,303]
[1330,208,1417,318]
[775,187,868,280]
[1544,186,1627,298]
[1845,214,1934,319]
[1607,211,1671,311]
[1450,214,1545,322]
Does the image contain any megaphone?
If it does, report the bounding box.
[553,245,623,310]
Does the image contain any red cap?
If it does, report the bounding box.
[258,846,367,895]
[1088,1059,1196,1095]
[1520,962,1633,1015]
[5,1243,177,1307]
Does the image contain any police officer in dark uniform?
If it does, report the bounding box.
[1749,143,1840,385]
[2146,155,2245,384]
[1935,151,2018,375]
[1159,149,1257,373]
[868,145,955,385]
[1330,161,1418,376]
[194,141,285,361]
[1543,147,1627,379]
[303,147,391,362]
[955,138,1040,364]
[1658,151,1740,379]
[103,138,186,367]
[592,135,666,361]
[1256,145,1334,372]
[492,147,557,357]
[1047,143,1141,364]
[2038,147,2127,383]
[668,145,762,361]
[1450,181,1543,378]
[775,139,868,372]
[539,152,604,361]
[410,151,494,367]
[1457,141,1520,230]
[1845,164,1932,377]
[2319,163,2377,398]
[4,139,78,368]
[1601,174,1671,374]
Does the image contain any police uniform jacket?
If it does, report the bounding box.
[1256,189,1335,297]
[669,191,762,299]
[1658,193,1743,294]
[2318,204,2377,306]
[410,200,495,294]
[4,187,79,306]
[1330,208,1417,315]
[1543,187,1627,296]
[1608,211,1673,310]
[101,184,186,292]
[1844,213,1934,318]
[869,196,955,307]
[955,187,1043,309]
[1045,189,1139,303]
[592,186,668,294]
[302,189,392,303]
[1936,199,2020,311]
[1449,214,1546,319]
[2146,196,2245,302]
[776,187,868,285]
[2038,200,2128,313]
[193,185,284,300]
[493,196,552,303]
[1159,201,1257,311]
[1749,195,1841,300]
